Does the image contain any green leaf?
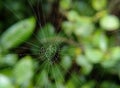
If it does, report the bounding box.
[13,56,34,86]
[100,81,120,88]
[76,55,93,75]
[101,47,120,68]
[92,0,107,11]
[100,15,119,30]
[110,47,120,60]
[64,11,94,37]
[66,80,75,88]
[74,22,94,37]
[101,59,117,68]
[0,74,14,88]
[37,23,55,41]
[61,56,72,71]
[0,54,18,66]
[0,46,2,58]
[62,21,74,36]
[60,0,71,10]
[50,65,64,82]
[85,49,103,64]
[1,17,36,49]
[81,81,95,88]
[36,70,51,87]
[67,10,80,22]
[92,30,108,52]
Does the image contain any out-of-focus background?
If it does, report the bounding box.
[0,0,120,88]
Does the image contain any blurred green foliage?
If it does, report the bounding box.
[0,0,120,88]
